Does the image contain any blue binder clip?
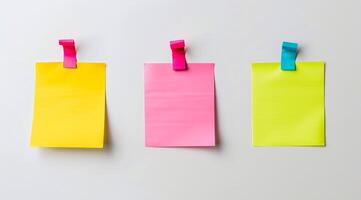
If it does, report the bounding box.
[281,41,298,71]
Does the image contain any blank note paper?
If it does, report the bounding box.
[252,61,325,146]
[144,63,215,147]
[30,62,106,148]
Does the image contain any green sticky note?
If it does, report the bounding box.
[252,61,325,146]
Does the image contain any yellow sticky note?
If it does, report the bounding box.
[252,62,325,146]
[30,62,106,148]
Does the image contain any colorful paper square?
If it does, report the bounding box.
[252,61,325,146]
[144,63,215,147]
[30,62,106,148]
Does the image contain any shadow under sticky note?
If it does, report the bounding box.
[144,63,215,147]
[251,62,325,146]
[30,62,106,148]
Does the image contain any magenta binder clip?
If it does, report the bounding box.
[170,40,187,71]
[59,39,77,68]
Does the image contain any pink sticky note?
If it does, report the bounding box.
[144,63,215,147]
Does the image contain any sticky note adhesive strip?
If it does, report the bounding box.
[252,61,325,146]
[30,62,106,148]
[144,63,215,147]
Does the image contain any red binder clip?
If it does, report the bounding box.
[170,40,187,71]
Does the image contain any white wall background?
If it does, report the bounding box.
[0,0,360,199]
